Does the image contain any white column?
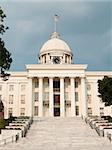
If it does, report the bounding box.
[49,77,54,117]
[70,77,76,116]
[27,78,33,117]
[81,77,87,117]
[60,77,65,117]
[39,77,43,117]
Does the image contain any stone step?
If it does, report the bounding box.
[0,117,111,150]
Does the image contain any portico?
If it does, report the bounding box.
[26,62,88,118]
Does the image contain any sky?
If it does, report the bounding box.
[0,0,112,71]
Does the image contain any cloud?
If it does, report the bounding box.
[1,0,111,71]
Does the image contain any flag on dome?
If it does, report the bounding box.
[54,14,60,22]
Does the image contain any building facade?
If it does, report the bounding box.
[0,32,112,119]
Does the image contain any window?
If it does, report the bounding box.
[20,108,25,116]
[0,85,2,91]
[34,106,38,116]
[21,95,25,104]
[87,94,91,104]
[75,92,78,102]
[0,95,2,100]
[64,82,68,88]
[9,85,14,91]
[87,84,91,90]
[53,81,60,88]
[21,85,25,91]
[35,80,39,88]
[9,95,13,104]
[76,106,79,116]
[65,92,68,100]
[34,92,38,101]
[88,108,92,116]
[75,81,78,88]
[44,55,46,63]
[44,92,49,100]
[44,82,49,88]
[100,107,104,116]
[8,108,13,116]
[65,55,67,63]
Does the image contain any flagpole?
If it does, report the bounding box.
[54,14,59,32]
[54,17,57,32]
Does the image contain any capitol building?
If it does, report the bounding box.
[0,31,112,119]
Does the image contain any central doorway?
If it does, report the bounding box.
[54,95,60,116]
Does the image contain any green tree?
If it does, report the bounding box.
[98,76,112,106]
[0,6,12,80]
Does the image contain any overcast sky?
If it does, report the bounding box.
[1,0,112,71]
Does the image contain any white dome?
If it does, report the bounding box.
[40,32,71,54]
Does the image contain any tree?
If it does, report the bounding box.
[0,100,4,112]
[98,76,112,106]
[0,7,12,80]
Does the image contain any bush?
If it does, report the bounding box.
[101,116,112,122]
[0,116,16,133]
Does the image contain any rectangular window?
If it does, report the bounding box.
[65,92,68,100]
[76,106,79,116]
[0,85,2,91]
[44,79,49,88]
[35,80,39,88]
[87,84,91,90]
[9,85,14,91]
[20,108,25,116]
[88,108,92,116]
[100,107,104,116]
[34,106,38,116]
[64,82,68,88]
[53,81,60,88]
[65,55,67,63]
[8,108,13,117]
[21,85,25,91]
[9,95,13,104]
[87,94,91,104]
[44,92,49,100]
[75,81,78,88]
[34,92,38,101]
[75,92,78,102]
[21,95,25,104]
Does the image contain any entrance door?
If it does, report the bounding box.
[54,108,60,116]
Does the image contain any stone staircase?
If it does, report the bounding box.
[0,117,112,150]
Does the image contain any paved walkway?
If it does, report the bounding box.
[0,117,112,150]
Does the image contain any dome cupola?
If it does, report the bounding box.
[39,32,73,64]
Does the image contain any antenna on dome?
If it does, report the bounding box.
[54,14,60,32]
